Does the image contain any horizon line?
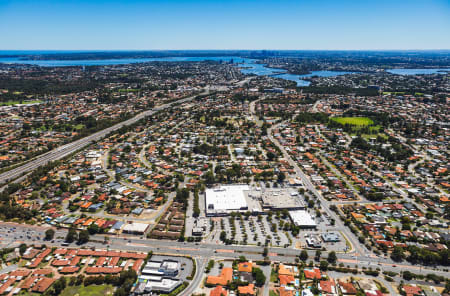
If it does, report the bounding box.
[1,49,450,52]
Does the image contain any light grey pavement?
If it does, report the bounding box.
[180,258,206,296]
[0,222,447,278]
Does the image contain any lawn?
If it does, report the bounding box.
[270,268,278,282]
[60,284,114,296]
[18,292,40,296]
[331,117,373,126]
[382,91,405,95]
[351,127,388,140]
[118,88,139,92]
[270,290,279,296]
[0,100,42,106]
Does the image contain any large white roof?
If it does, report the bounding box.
[122,222,149,232]
[205,185,249,212]
[289,210,317,227]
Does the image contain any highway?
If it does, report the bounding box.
[0,76,256,187]
[0,89,210,186]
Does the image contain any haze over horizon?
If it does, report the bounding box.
[1,0,449,51]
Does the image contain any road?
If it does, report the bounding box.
[267,122,366,257]
[180,258,206,296]
[0,76,255,187]
[0,89,211,186]
[0,222,447,278]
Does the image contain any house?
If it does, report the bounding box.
[320,279,337,296]
[402,285,423,296]
[238,262,252,273]
[210,285,228,296]
[279,287,295,296]
[278,264,297,276]
[339,281,357,295]
[32,277,55,293]
[279,275,295,286]
[303,268,321,280]
[238,283,255,295]
[206,268,233,286]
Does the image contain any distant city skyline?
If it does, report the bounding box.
[0,0,449,50]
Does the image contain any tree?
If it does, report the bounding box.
[50,277,66,296]
[88,223,99,235]
[327,251,337,264]
[263,247,268,257]
[403,271,414,281]
[204,171,215,185]
[319,260,329,271]
[220,231,227,243]
[444,281,450,294]
[66,228,77,243]
[391,246,404,262]
[45,229,55,240]
[114,287,127,296]
[315,250,321,261]
[300,250,308,261]
[252,267,266,287]
[19,243,27,255]
[78,230,89,244]
[277,172,285,183]
[267,151,276,161]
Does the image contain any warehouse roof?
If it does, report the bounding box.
[289,210,317,227]
[206,185,249,215]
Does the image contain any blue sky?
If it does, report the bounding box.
[0,0,449,50]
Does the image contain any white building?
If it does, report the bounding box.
[205,185,249,216]
[122,222,150,235]
[289,210,317,228]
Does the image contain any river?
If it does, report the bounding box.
[0,54,354,86]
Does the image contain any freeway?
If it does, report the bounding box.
[0,89,211,186]
[0,76,256,187]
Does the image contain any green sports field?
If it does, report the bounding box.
[60,285,114,296]
[331,117,373,126]
[0,100,42,106]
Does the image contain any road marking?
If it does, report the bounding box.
[216,249,234,253]
[168,247,199,251]
[338,259,357,264]
[126,243,146,247]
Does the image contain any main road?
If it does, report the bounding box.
[0,222,447,278]
[0,88,211,186]
[267,122,367,257]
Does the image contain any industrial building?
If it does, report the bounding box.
[134,259,182,294]
[258,189,305,210]
[205,185,251,216]
[122,222,150,235]
[289,210,317,229]
[141,259,180,277]
[322,232,340,242]
[205,185,305,216]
